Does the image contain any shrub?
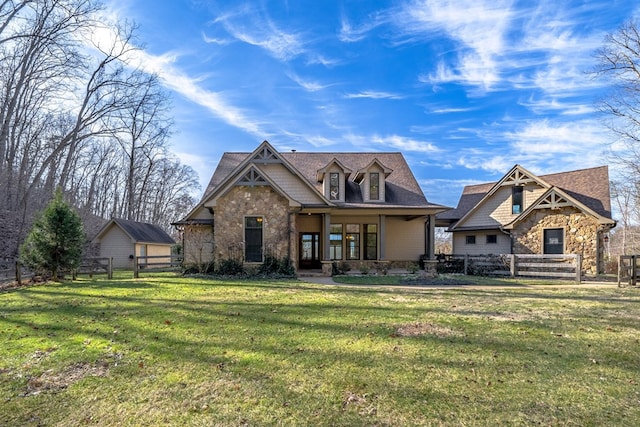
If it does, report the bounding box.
[259,255,295,277]
[20,189,84,281]
[359,264,370,275]
[216,259,244,276]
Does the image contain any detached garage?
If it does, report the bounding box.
[93,219,175,269]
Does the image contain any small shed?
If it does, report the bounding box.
[92,219,175,269]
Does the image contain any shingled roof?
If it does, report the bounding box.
[202,150,446,209]
[437,165,613,223]
[94,219,175,245]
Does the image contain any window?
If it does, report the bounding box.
[369,173,379,201]
[512,186,523,214]
[364,224,377,260]
[486,234,497,244]
[346,224,360,260]
[244,216,263,262]
[329,172,340,200]
[543,228,564,254]
[329,224,343,260]
[465,235,476,245]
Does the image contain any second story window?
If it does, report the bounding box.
[370,173,379,200]
[512,186,523,214]
[330,172,340,200]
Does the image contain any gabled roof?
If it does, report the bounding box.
[502,186,615,229]
[94,219,175,245]
[316,158,353,182]
[438,165,614,227]
[196,141,448,211]
[353,158,393,183]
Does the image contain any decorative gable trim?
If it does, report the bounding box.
[502,187,616,230]
[236,166,268,186]
[500,167,539,187]
[450,164,549,231]
[252,142,280,164]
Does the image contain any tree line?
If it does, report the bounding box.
[0,0,199,259]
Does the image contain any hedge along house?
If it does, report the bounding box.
[436,165,616,275]
[92,219,176,269]
[174,141,449,275]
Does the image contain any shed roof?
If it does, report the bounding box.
[94,219,175,245]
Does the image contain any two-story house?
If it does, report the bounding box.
[437,165,616,274]
[174,141,449,275]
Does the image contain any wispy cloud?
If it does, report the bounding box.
[202,32,232,45]
[213,8,305,61]
[338,12,384,42]
[287,73,329,92]
[344,91,404,100]
[371,134,440,153]
[397,0,514,90]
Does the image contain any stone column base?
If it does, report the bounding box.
[421,260,438,278]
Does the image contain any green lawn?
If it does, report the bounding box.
[1,274,639,426]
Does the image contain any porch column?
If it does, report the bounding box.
[323,213,331,260]
[426,214,435,260]
[379,215,386,260]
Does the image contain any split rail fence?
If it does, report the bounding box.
[617,255,640,287]
[133,255,183,278]
[436,253,582,283]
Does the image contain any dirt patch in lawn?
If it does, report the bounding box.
[23,362,110,396]
[393,322,462,338]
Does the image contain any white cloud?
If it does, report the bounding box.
[344,91,404,100]
[214,10,305,61]
[338,13,383,42]
[397,0,514,90]
[287,73,329,92]
[371,134,440,153]
[202,32,232,45]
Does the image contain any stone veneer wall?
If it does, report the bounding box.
[511,206,600,274]
[183,225,214,267]
[214,185,294,265]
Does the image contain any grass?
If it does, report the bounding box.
[1,273,639,426]
[332,272,584,286]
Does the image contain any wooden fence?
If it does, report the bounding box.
[617,255,640,287]
[134,255,183,278]
[73,257,113,279]
[437,253,582,282]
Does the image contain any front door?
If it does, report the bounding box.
[299,232,321,269]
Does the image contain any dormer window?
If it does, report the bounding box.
[370,173,379,200]
[329,172,340,200]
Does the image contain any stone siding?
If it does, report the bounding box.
[512,207,600,274]
[214,186,294,264]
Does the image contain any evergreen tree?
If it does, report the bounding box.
[20,190,85,280]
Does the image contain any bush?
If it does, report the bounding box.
[259,255,295,277]
[216,259,244,276]
[20,189,84,281]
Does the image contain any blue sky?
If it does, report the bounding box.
[104,0,638,209]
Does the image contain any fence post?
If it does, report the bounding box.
[510,254,516,278]
[15,261,21,285]
[108,257,113,280]
[575,254,581,283]
[134,256,139,278]
[632,256,637,286]
[464,254,469,275]
[617,255,622,287]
